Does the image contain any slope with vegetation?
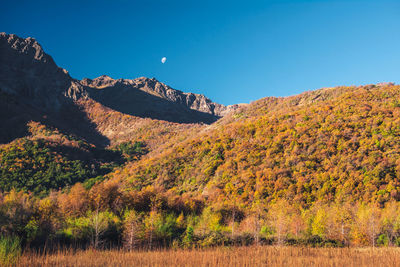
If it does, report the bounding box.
[119,83,400,207]
[2,84,400,252]
[0,121,148,196]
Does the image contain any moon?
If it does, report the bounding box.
[161,57,167,64]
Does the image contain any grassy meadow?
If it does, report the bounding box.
[14,246,400,267]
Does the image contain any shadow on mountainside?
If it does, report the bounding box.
[87,84,220,124]
[0,91,110,147]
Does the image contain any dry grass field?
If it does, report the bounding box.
[16,246,400,267]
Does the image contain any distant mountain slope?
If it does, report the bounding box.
[112,83,400,207]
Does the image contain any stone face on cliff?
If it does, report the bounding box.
[0,32,238,124]
[0,32,88,111]
[81,76,239,119]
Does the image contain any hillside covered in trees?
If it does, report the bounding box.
[2,83,400,249]
[118,83,400,207]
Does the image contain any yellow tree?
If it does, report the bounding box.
[224,180,242,240]
[249,197,267,245]
[268,199,292,245]
[311,206,328,238]
[144,194,162,249]
[380,201,400,246]
[352,203,381,247]
[326,203,353,245]
[248,172,267,245]
[289,204,306,239]
[123,209,143,250]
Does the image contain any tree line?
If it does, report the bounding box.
[1,183,399,250]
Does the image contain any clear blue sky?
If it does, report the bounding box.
[2,0,400,105]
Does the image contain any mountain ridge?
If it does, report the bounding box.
[0,32,238,125]
[80,75,241,117]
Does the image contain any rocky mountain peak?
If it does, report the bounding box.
[81,75,116,88]
[1,32,55,66]
[0,32,84,110]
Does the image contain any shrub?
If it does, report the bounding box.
[200,232,230,247]
[377,234,389,246]
[395,237,400,247]
[0,236,21,266]
[182,226,194,247]
[116,141,148,161]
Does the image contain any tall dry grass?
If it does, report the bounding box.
[17,246,400,267]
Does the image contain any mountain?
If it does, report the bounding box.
[0,32,237,128]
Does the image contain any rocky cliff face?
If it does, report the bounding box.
[81,75,239,122]
[0,32,237,124]
[0,33,87,111]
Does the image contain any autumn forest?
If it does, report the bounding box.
[2,83,400,257]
